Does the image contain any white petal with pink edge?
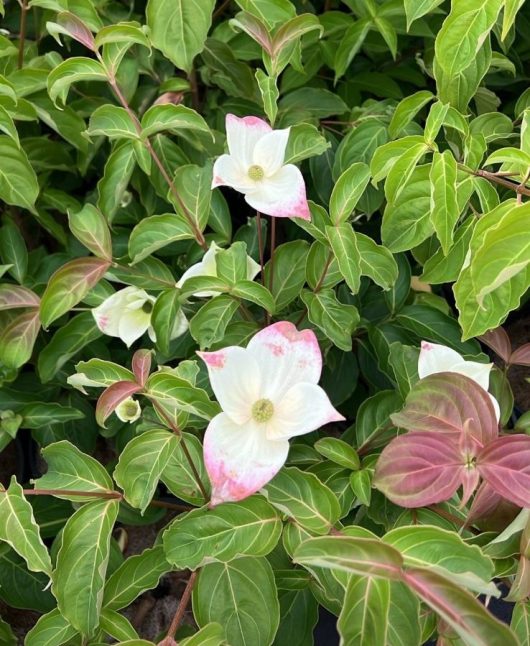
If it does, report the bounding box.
[226,114,271,167]
[253,128,290,175]
[204,412,289,506]
[198,346,261,424]
[244,164,310,220]
[268,382,345,441]
[246,321,322,400]
[211,154,255,192]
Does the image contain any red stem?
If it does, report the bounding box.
[166,571,198,638]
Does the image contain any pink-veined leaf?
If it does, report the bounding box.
[509,343,530,367]
[402,567,518,646]
[131,349,152,387]
[96,380,142,427]
[478,435,530,508]
[0,309,40,368]
[373,431,465,508]
[0,284,40,310]
[391,372,498,445]
[48,11,96,50]
[479,327,511,363]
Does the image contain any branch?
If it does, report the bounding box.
[472,169,530,197]
[18,0,28,69]
[165,571,198,639]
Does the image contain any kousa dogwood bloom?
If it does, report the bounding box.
[198,321,344,506]
[212,114,311,220]
[92,286,188,347]
[418,341,500,421]
[176,241,260,297]
[115,396,141,423]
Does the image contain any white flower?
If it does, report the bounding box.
[212,114,310,220]
[92,286,188,347]
[115,396,141,423]
[418,341,500,421]
[199,321,344,506]
[176,241,261,298]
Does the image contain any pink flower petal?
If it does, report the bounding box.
[269,383,344,441]
[204,412,289,505]
[226,114,271,168]
[244,164,310,220]
[247,321,322,400]
[478,435,530,508]
[373,431,465,507]
[197,346,261,425]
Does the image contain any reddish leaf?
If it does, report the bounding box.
[96,380,142,427]
[479,327,511,363]
[40,257,110,328]
[373,431,465,508]
[132,349,152,387]
[402,567,517,645]
[55,11,95,50]
[478,435,530,508]
[509,343,530,367]
[0,310,40,368]
[391,372,497,445]
[0,284,40,310]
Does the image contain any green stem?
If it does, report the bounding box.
[295,251,333,327]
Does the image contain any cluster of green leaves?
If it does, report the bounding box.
[1,0,530,644]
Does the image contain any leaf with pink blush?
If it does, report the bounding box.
[477,435,530,508]
[509,343,530,367]
[0,284,40,310]
[373,431,466,508]
[479,327,512,363]
[132,349,152,387]
[96,380,142,427]
[48,12,96,50]
[391,372,497,445]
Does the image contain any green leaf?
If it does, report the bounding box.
[326,224,361,294]
[430,150,460,254]
[502,0,526,39]
[100,608,138,641]
[141,104,210,140]
[388,91,434,139]
[256,69,278,126]
[87,105,138,140]
[38,312,102,383]
[189,295,239,348]
[146,371,220,422]
[52,499,119,637]
[301,288,359,351]
[469,201,530,306]
[47,56,107,107]
[269,14,323,75]
[334,18,371,82]
[170,163,212,232]
[283,123,331,165]
[0,136,39,213]
[128,213,195,264]
[263,240,309,311]
[33,440,115,501]
[404,0,444,29]
[103,545,171,611]
[262,467,341,534]
[0,310,40,369]
[94,22,151,51]
[151,289,183,355]
[180,623,225,646]
[355,390,403,451]
[511,601,530,646]
[163,496,282,570]
[0,105,20,145]
[39,257,110,328]
[114,430,178,513]
[235,0,295,28]
[162,431,210,505]
[193,557,280,646]
[97,141,136,222]
[357,232,398,290]
[0,616,15,646]
[384,142,430,204]
[434,0,503,77]
[0,544,55,613]
[73,358,135,386]
[373,16,397,59]
[20,403,83,428]
[68,203,112,260]
[338,575,391,646]
[231,280,275,313]
[25,608,78,646]
[424,101,450,144]
[349,470,372,506]
[329,162,370,225]
[314,438,360,470]
[0,219,27,284]
[146,0,215,74]
[0,477,52,576]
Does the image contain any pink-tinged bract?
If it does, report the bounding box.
[373,431,465,507]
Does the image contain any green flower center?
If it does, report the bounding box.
[248,164,265,181]
[123,401,138,417]
[251,398,274,423]
[142,301,153,314]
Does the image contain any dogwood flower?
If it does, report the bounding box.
[198,321,344,506]
[115,397,142,423]
[92,286,188,348]
[418,341,500,421]
[176,242,260,298]
[211,114,310,220]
